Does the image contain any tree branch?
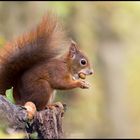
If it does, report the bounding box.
[0,95,65,139]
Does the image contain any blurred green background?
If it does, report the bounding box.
[0,1,140,139]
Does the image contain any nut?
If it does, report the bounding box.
[79,73,86,79]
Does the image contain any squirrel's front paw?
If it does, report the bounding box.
[79,80,90,89]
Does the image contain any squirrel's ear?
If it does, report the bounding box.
[69,40,77,59]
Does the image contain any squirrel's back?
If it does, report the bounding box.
[0,12,67,94]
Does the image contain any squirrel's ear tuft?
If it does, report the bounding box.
[69,40,77,59]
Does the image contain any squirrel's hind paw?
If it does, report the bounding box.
[24,102,37,120]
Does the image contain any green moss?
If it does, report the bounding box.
[5,88,15,104]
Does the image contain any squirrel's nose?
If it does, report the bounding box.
[89,69,94,75]
[90,71,93,75]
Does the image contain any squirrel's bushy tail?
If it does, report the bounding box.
[0,12,67,94]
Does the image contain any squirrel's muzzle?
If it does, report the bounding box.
[78,68,93,79]
[80,68,94,75]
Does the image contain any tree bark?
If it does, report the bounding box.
[0,95,65,139]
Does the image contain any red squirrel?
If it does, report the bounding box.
[0,13,93,111]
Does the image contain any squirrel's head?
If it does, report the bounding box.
[67,40,93,80]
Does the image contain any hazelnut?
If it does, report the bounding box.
[79,73,86,79]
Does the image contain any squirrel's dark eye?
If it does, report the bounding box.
[80,59,87,66]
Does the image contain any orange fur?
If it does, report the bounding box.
[0,12,93,110]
